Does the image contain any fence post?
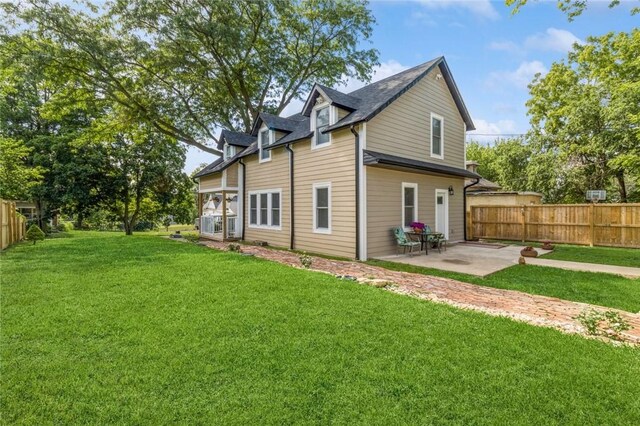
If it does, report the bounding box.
[521,205,526,242]
[468,207,474,240]
[589,203,594,247]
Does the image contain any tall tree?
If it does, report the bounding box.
[4,0,379,155]
[505,0,639,20]
[527,30,640,202]
[0,137,43,200]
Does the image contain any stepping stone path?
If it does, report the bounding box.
[201,241,640,345]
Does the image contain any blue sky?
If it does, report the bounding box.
[186,0,639,173]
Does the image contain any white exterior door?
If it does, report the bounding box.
[435,189,448,239]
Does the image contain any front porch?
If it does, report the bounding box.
[198,190,240,242]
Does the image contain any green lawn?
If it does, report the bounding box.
[367,260,640,313]
[488,240,640,268]
[2,232,640,424]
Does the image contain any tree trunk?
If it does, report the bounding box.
[616,171,627,203]
[76,212,84,229]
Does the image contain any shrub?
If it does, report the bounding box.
[228,243,242,253]
[25,224,45,245]
[56,221,74,232]
[299,252,312,269]
[575,308,631,340]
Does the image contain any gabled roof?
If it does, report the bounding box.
[193,157,225,178]
[197,56,475,179]
[363,150,481,179]
[250,112,306,136]
[301,83,360,116]
[217,130,255,150]
[325,57,475,132]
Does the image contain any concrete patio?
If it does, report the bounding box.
[376,243,524,276]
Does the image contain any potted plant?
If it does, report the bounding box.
[541,240,555,250]
[520,246,538,257]
[410,221,425,234]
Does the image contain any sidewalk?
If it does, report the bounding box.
[200,240,640,344]
[528,257,640,278]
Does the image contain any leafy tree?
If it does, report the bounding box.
[0,137,43,200]
[25,223,45,244]
[527,30,640,202]
[4,0,378,154]
[505,0,639,20]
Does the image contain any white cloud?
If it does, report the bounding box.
[487,60,548,90]
[467,119,520,142]
[409,11,438,27]
[488,40,521,54]
[417,0,500,20]
[524,28,582,52]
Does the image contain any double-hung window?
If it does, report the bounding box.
[314,106,330,147]
[430,113,444,159]
[313,183,331,233]
[248,189,281,229]
[259,128,271,162]
[402,183,418,229]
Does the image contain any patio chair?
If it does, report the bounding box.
[393,227,421,256]
[424,225,446,253]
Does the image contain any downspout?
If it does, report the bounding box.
[239,158,246,241]
[350,125,360,260]
[285,144,295,250]
[463,177,480,241]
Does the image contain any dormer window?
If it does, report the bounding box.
[223,143,235,160]
[259,128,272,162]
[315,106,330,147]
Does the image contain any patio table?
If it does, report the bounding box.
[406,231,444,255]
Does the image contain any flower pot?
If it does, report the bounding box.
[520,248,538,258]
[541,243,555,250]
[413,228,423,234]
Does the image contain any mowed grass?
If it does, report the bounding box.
[489,240,640,268]
[367,260,640,313]
[2,232,640,424]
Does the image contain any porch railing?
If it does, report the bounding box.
[200,215,238,239]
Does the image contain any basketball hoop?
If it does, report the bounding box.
[586,190,606,203]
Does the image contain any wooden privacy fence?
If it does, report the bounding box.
[1,200,26,250]
[469,203,640,248]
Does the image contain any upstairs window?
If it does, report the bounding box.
[259,128,271,162]
[431,113,444,159]
[315,106,330,147]
[224,144,235,160]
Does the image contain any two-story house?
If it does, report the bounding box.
[194,56,480,260]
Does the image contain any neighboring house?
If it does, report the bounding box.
[464,161,542,211]
[194,56,480,260]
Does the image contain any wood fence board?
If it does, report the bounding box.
[1,200,26,250]
[470,203,640,249]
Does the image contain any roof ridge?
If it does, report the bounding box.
[347,57,441,95]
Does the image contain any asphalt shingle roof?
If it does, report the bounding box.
[197,56,475,178]
[363,150,481,179]
[218,130,255,149]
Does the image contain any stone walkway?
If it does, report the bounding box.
[200,241,640,344]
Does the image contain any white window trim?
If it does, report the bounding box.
[312,182,332,234]
[258,126,272,163]
[247,188,282,230]
[224,143,236,161]
[402,182,418,231]
[311,102,335,150]
[430,112,444,160]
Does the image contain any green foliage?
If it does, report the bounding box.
[25,224,45,244]
[4,0,378,154]
[505,0,640,20]
[527,30,640,202]
[299,252,313,269]
[0,137,43,200]
[575,308,631,339]
[2,233,640,424]
[227,243,242,253]
[56,221,74,232]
